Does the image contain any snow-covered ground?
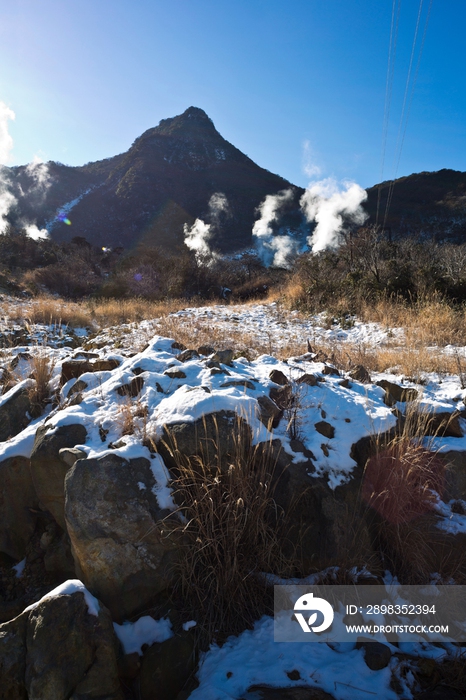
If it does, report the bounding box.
[2,300,466,699]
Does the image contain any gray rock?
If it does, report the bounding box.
[322,365,340,376]
[221,379,256,390]
[0,609,28,700]
[0,456,39,560]
[269,369,289,386]
[348,365,371,384]
[164,368,187,379]
[356,637,391,670]
[211,349,234,366]
[65,454,181,619]
[30,423,87,529]
[197,344,215,356]
[60,358,120,384]
[315,421,335,439]
[297,373,319,387]
[159,410,251,473]
[25,592,123,700]
[177,349,199,363]
[376,380,419,405]
[67,379,88,397]
[0,386,32,442]
[116,375,144,397]
[257,395,283,429]
[58,447,87,468]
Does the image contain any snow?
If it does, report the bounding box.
[183,620,197,631]
[23,579,100,616]
[113,616,173,655]
[189,616,399,700]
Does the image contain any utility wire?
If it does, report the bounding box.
[382,0,433,231]
[376,0,402,227]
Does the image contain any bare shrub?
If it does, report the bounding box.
[28,350,55,416]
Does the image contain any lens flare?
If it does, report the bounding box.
[57,211,71,225]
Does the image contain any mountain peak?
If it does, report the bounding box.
[154,106,216,137]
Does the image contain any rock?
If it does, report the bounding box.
[65,454,180,619]
[0,610,28,700]
[322,365,340,376]
[0,386,32,442]
[271,439,377,573]
[210,367,230,376]
[240,687,336,699]
[348,365,371,384]
[257,395,283,429]
[197,344,215,356]
[315,421,335,439]
[356,637,391,670]
[221,379,256,390]
[61,358,120,384]
[68,392,83,406]
[58,447,87,468]
[24,591,123,699]
[424,411,464,438]
[0,456,39,560]
[139,632,195,700]
[159,411,251,472]
[164,369,187,379]
[67,379,88,397]
[42,526,76,581]
[116,375,144,397]
[339,378,351,388]
[30,423,87,529]
[171,341,186,351]
[376,380,419,405]
[441,451,466,501]
[297,373,318,386]
[269,384,292,409]
[211,349,234,366]
[269,369,289,386]
[177,349,199,362]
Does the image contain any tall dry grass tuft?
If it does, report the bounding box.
[167,421,293,643]
[28,350,55,417]
[362,403,466,582]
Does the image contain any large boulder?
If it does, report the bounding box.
[267,440,378,573]
[29,423,87,529]
[0,611,28,700]
[441,450,466,501]
[65,454,180,620]
[0,386,32,442]
[158,410,252,472]
[0,587,123,700]
[0,456,39,560]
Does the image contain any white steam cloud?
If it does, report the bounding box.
[252,189,299,268]
[25,155,52,197]
[300,178,368,253]
[0,102,15,165]
[24,224,49,240]
[0,102,52,238]
[183,192,230,265]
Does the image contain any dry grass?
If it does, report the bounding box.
[27,350,55,416]
[167,420,294,643]
[362,403,466,583]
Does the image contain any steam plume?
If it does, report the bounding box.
[183,192,230,265]
[26,155,52,197]
[0,102,17,233]
[252,189,297,267]
[300,178,368,253]
[24,224,49,240]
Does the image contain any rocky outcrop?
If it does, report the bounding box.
[0,589,123,700]
[0,456,39,560]
[270,441,377,573]
[29,423,87,529]
[376,380,419,405]
[158,410,251,472]
[64,454,180,619]
[0,386,32,442]
[61,358,120,384]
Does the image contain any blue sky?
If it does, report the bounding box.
[0,0,464,188]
